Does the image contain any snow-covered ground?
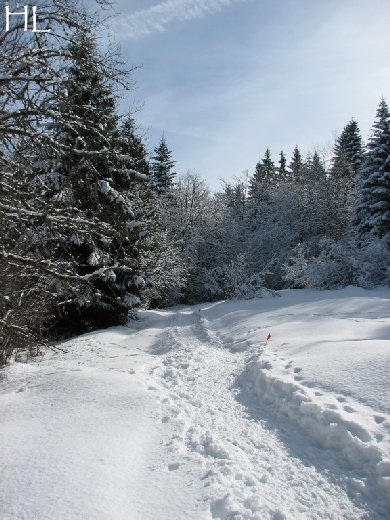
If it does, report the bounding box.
[1,287,390,519]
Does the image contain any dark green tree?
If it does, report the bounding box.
[119,115,150,178]
[150,135,176,192]
[305,151,326,181]
[355,98,390,244]
[249,148,275,199]
[278,151,288,180]
[28,29,146,333]
[0,1,141,362]
[289,145,304,182]
[331,119,363,178]
[255,148,275,182]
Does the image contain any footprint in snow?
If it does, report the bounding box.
[336,396,347,403]
[244,476,257,487]
[168,462,180,471]
[293,367,302,373]
[374,415,385,424]
[343,405,356,413]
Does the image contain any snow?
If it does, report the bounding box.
[1,287,390,519]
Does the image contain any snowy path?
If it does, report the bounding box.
[0,325,207,520]
[150,308,388,519]
[1,288,390,519]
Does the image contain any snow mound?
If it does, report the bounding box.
[239,353,390,504]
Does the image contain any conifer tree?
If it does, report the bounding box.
[150,136,176,192]
[278,151,288,180]
[27,29,146,333]
[1,0,132,360]
[118,120,185,307]
[249,148,275,199]
[119,116,150,179]
[289,146,304,182]
[355,98,390,245]
[118,114,154,213]
[331,119,363,178]
[305,152,326,180]
[255,148,275,182]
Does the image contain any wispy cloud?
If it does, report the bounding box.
[115,0,242,39]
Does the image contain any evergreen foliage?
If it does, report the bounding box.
[278,151,288,180]
[306,152,326,181]
[355,99,390,245]
[120,115,151,179]
[331,120,363,178]
[150,136,176,193]
[33,29,146,332]
[289,146,304,182]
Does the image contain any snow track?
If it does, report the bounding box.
[150,308,388,519]
[1,288,390,519]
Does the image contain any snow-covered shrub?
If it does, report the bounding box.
[283,240,356,289]
[215,253,267,300]
[139,231,187,308]
[304,238,356,289]
[283,244,312,288]
[355,240,390,288]
[183,268,224,304]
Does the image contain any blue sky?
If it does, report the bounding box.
[109,0,390,188]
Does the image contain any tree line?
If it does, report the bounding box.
[1,0,389,364]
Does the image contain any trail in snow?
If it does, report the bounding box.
[149,307,389,519]
[0,325,207,520]
[1,288,390,519]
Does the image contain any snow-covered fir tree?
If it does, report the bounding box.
[331,119,363,179]
[119,115,151,179]
[355,98,390,246]
[305,152,326,181]
[250,148,275,195]
[20,28,148,334]
[0,0,125,361]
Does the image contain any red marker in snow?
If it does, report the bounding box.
[267,333,272,340]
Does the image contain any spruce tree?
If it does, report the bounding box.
[278,151,288,180]
[0,0,133,361]
[257,148,275,182]
[119,115,150,178]
[355,98,390,245]
[305,152,326,180]
[150,136,176,193]
[331,119,363,178]
[249,148,275,199]
[32,29,146,333]
[289,146,304,182]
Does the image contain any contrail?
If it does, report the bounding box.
[115,0,244,39]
